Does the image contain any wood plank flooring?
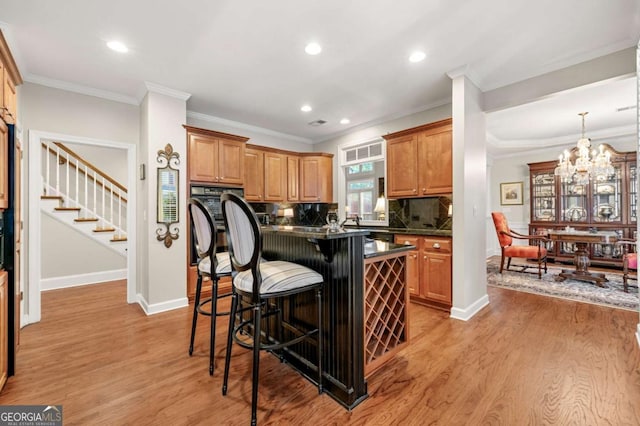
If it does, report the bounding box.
[0,279,638,425]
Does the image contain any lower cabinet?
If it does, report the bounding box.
[187,265,231,301]
[395,235,452,311]
[0,270,7,390]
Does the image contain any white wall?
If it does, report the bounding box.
[187,114,314,153]
[314,103,452,198]
[21,83,138,281]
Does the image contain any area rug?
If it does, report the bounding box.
[486,258,639,312]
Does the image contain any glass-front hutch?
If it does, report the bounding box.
[528,144,636,267]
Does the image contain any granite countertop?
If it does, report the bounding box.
[260,225,370,240]
[364,241,415,259]
[356,226,452,237]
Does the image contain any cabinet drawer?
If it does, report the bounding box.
[422,237,451,253]
[395,235,421,250]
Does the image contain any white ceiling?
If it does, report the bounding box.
[0,0,639,146]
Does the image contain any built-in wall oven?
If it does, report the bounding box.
[189,184,244,266]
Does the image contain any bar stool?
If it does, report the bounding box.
[220,193,324,426]
[188,198,232,375]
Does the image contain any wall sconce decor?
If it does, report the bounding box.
[156,143,180,248]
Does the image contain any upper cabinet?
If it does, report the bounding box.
[384,118,452,198]
[286,155,300,202]
[185,126,247,186]
[300,154,333,202]
[244,146,332,203]
[0,32,21,126]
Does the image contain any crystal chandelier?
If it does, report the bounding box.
[554,112,614,185]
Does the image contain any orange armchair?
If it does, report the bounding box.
[491,212,549,278]
[617,238,636,292]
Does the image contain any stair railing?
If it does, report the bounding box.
[42,141,128,239]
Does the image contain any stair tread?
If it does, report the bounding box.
[110,237,128,242]
[54,207,80,211]
[75,218,99,222]
[41,195,63,200]
[94,227,116,232]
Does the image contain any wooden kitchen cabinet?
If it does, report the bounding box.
[0,270,7,390]
[385,118,452,198]
[264,151,286,201]
[244,147,264,201]
[244,145,287,202]
[185,126,247,186]
[300,154,333,202]
[287,155,300,202]
[0,120,7,210]
[395,234,452,311]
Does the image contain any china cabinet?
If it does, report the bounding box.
[528,144,636,267]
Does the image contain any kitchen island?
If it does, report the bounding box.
[259,226,412,409]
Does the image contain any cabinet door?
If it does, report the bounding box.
[395,236,420,296]
[3,74,16,125]
[0,270,7,390]
[419,128,452,195]
[300,156,332,202]
[287,155,300,202]
[264,152,286,202]
[218,139,245,185]
[188,134,218,182]
[244,148,264,201]
[386,134,418,198]
[0,120,7,209]
[422,252,452,304]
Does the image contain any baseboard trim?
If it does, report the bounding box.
[41,269,127,291]
[450,294,490,321]
[136,293,188,315]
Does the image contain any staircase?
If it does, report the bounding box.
[40,141,128,256]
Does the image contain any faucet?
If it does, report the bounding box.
[340,214,361,228]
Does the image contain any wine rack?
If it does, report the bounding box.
[363,252,409,377]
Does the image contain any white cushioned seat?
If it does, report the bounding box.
[198,252,232,276]
[234,260,323,295]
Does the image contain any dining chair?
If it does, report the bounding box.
[491,211,549,278]
[188,198,232,375]
[617,238,637,292]
[220,193,324,426]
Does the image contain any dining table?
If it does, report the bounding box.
[547,229,619,287]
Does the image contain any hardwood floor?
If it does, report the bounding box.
[0,279,638,425]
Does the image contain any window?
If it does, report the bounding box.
[339,138,386,224]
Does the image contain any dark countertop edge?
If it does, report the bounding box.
[353,227,453,237]
[364,242,415,259]
[260,225,370,240]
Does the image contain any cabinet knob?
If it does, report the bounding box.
[423,255,427,260]
[412,189,417,194]
[433,243,441,249]
[422,188,426,193]
[404,240,410,245]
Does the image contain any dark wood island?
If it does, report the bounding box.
[259,226,412,409]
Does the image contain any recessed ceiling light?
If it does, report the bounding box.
[409,51,426,63]
[301,105,312,112]
[340,118,350,125]
[107,40,128,53]
[305,43,322,55]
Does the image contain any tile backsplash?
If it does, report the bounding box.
[388,196,452,230]
[250,202,334,227]
[251,196,452,231]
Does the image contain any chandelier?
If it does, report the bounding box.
[554,112,614,185]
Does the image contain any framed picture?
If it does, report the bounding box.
[500,181,523,205]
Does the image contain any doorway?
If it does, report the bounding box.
[26,130,137,325]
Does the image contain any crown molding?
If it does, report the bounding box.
[186,111,312,144]
[311,96,452,144]
[24,73,139,105]
[142,82,191,102]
